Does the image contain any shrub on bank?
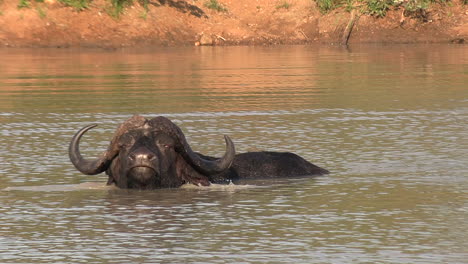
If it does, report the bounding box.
[14,0,468,18]
[58,0,89,11]
[16,0,148,16]
[314,0,467,17]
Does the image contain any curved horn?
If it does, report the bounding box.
[148,116,235,175]
[69,124,116,175]
[183,135,235,175]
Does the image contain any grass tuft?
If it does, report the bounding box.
[276,1,292,9]
[18,0,31,8]
[36,5,46,18]
[365,0,393,17]
[313,0,456,17]
[204,0,228,12]
[315,0,341,14]
[58,0,90,11]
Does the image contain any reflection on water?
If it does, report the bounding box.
[3,182,114,192]
[0,45,467,263]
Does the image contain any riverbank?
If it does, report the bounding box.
[0,0,467,48]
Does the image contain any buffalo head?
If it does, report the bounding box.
[69,115,235,189]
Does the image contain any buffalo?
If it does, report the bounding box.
[69,115,328,189]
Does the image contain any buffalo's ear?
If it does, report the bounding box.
[175,154,210,186]
[105,157,127,188]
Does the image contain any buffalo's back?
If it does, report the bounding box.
[232,152,328,178]
[208,151,328,183]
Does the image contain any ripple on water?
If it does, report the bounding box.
[1,45,467,263]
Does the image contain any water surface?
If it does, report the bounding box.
[0,45,467,263]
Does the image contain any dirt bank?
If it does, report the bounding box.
[0,0,467,48]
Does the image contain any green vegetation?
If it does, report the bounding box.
[12,0,465,20]
[315,0,339,13]
[140,0,149,12]
[139,5,149,20]
[404,0,433,11]
[18,0,31,8]
[107,0,150,18]
[107,0,128,18]
[14,0,149,17]
[366,0,392,17]
[204,0,228,12]
[313,0,464,17]
[36,5,46,18]
[276,1,292,9]
[17,0,89,10]
[58,0,90,11]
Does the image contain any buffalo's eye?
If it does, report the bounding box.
[156,141,173,150]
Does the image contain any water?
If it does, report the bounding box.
[0,45,467,263]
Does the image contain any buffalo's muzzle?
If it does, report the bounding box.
[128,166,157,182]
[129,147,156,162]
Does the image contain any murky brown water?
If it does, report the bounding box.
[0,45,467,263]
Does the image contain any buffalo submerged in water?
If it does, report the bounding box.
[69,115,328,189]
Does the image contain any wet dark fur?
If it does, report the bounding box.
[200,152,329,184]
[106,151,328,188]
[71,115,328,189]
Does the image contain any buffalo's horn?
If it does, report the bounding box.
[148,116,235,175]
[69,124,116,175]
[183,135,235,175]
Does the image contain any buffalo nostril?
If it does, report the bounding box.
[131,153,155,161]
[129,147,156,161]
